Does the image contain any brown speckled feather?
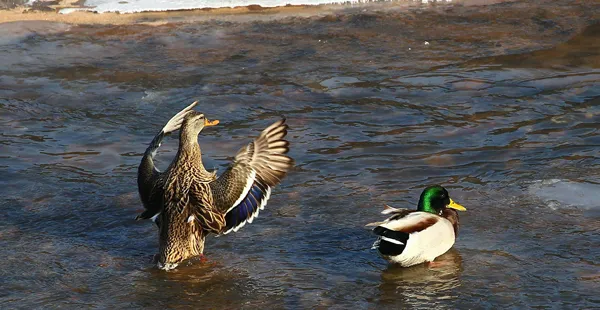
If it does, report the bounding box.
[441,208,460,236]
[137,104,292,270]
[210,119,293,213]
[137,101,199,222]
[209,119,294,234]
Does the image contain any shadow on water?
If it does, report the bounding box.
[1,1,600,308]
[125,262,286,308]
[466,22,600,69]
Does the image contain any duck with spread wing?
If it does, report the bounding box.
[136,101,294,270]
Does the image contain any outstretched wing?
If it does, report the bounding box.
[136,130,165,222]
[209,119,294,234]
[136,101,198,222]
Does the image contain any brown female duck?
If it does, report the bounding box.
[137,101,293,270]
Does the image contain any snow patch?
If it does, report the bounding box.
[62,0,352,13]
[56,0,454,14]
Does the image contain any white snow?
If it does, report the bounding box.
[55,0,452,14]
[61,0,354,13]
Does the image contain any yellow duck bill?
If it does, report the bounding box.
[448,199,466,211]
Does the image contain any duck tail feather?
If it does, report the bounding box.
[365,221,385,227]
[381,204,409,215]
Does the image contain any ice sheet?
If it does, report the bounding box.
[528,179,600,210]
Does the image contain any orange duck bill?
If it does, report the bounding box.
[204,118,219,126]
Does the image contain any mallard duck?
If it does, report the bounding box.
[136,101,293,270]
[367,185,466,267]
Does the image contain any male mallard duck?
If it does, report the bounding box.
[136,101,293,270]
[367,185,466,267]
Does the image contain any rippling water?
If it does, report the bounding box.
[1,1,599,308]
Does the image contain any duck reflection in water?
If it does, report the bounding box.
[377,249,464,306]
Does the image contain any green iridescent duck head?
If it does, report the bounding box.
[417,185,466,215]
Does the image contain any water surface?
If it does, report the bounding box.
[1,1,599,308]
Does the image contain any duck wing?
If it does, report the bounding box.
[209,119,294,234]
[373,212,454,263]
[136,101,198,222]
[375,212,440,235]
[365,205,413,227]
